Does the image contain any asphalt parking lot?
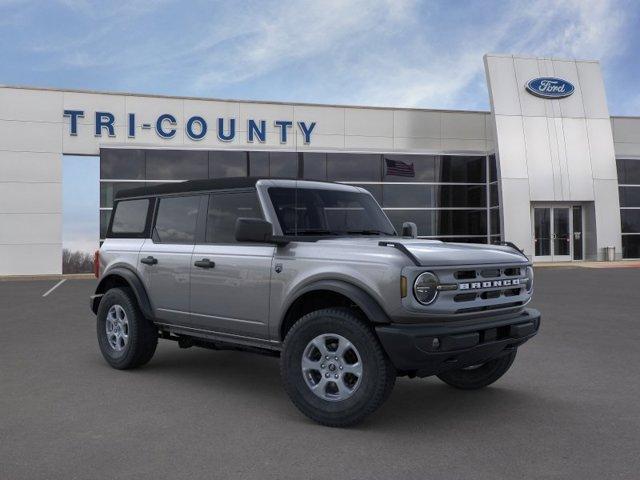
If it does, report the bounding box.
[1,267,639,479]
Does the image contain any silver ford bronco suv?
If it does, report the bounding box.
[91,178,540,427]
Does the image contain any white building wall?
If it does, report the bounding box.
[612,116,640,157]
[0,88,64,275]
[0,56,628,275]
[484,54,622,260]
[0,85,490,275]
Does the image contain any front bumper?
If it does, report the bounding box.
[375,308,541,377]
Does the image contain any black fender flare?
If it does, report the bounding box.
[92,266,153,319]
[283,279,391,325]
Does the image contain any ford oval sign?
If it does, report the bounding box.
[526,77,575,99]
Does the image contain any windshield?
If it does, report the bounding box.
[268,187,396,236]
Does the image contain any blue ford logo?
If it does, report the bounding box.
[526,77,575,99]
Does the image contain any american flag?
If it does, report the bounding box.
[385,158,415,177]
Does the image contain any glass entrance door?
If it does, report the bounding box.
[552,207,571,261]
[533,206,574,262]
[534,208,552,261]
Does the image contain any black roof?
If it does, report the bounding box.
[115,177,263,200]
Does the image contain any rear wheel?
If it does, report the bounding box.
[96,287,158,370]
[436,349,517,390]
[280,308,396,427]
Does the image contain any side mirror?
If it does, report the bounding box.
[401,222,417,238]
[235,218,274,243]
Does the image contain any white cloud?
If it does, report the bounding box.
[332,0,628,108]
[180,0,628,108]
[4,0,631,110]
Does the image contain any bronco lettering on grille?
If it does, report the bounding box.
[459,278,521,290]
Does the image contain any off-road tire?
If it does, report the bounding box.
[436,349,517,390]
[280,308,396,427]
[96,287,158,370]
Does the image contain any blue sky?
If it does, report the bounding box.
[62,156,98,253]
[1,0,639,114]
[3,0,639,253]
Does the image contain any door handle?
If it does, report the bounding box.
[194,258,215,269]
[141,256,158,266]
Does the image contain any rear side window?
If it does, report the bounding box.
[206,191,263,243]
[110,199,150,236]
[154,196,201,244]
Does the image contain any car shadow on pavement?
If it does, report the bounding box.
[105,343,555,430]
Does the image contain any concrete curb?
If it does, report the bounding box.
[0,273,95,282]
[534,260,640,269]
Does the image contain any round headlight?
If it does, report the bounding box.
[414,272,439,305]
[525,266,534,293]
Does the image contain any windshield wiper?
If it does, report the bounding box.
[291,229,340,236]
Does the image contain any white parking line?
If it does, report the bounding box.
[42,279,67,297]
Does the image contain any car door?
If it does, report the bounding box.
[138,194,202,325]
[189,189,274,339]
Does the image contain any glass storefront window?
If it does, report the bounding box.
[622,235,640,258]
[98,149,500,245]
[384,209,487,237]
[249,151,269,177]
[327,153,381,181]
[100,149,145,180]
[147,150,208,180]
[619,186,640,207]
[382,155,486,183]
[383,155,436,182]
[383,210,425,236]
[437,236,488,244]
[429,209,487,236]
[617,159,640,184]
[269,152,298,178]
[382,184,485,208]
[436,155,486,183]
[303,152,327,180]
[490,208,501,235]
[432,185,486,208]
[100,182,147,208]
[382,184,430,208]
[210,151,247,178]
[100,210,112,239]
[489,154,498,182]
[621,210,640,233]
[490,183,499,206]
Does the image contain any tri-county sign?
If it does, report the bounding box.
[525,77,575,99]
[63,110,317,144]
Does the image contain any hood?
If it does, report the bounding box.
[396,238,528,266]
[314,237,528,266]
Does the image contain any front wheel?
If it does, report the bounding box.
[436,349,517,390]
[280,308,396,427]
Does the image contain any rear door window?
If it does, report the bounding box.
[110,199,151,237]
[154,196,201,244]
[205,191,263,244]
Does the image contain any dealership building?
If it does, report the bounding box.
[1,53,640,275]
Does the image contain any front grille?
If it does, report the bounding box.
[447,264,528,313]
[454,293,477,302]
[455,300,525,314]
[454,270,476,280]
[410,263,531,316]
[453,285,523,303]
[480,268,500,278]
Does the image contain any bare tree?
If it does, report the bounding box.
[62,248,94,274]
